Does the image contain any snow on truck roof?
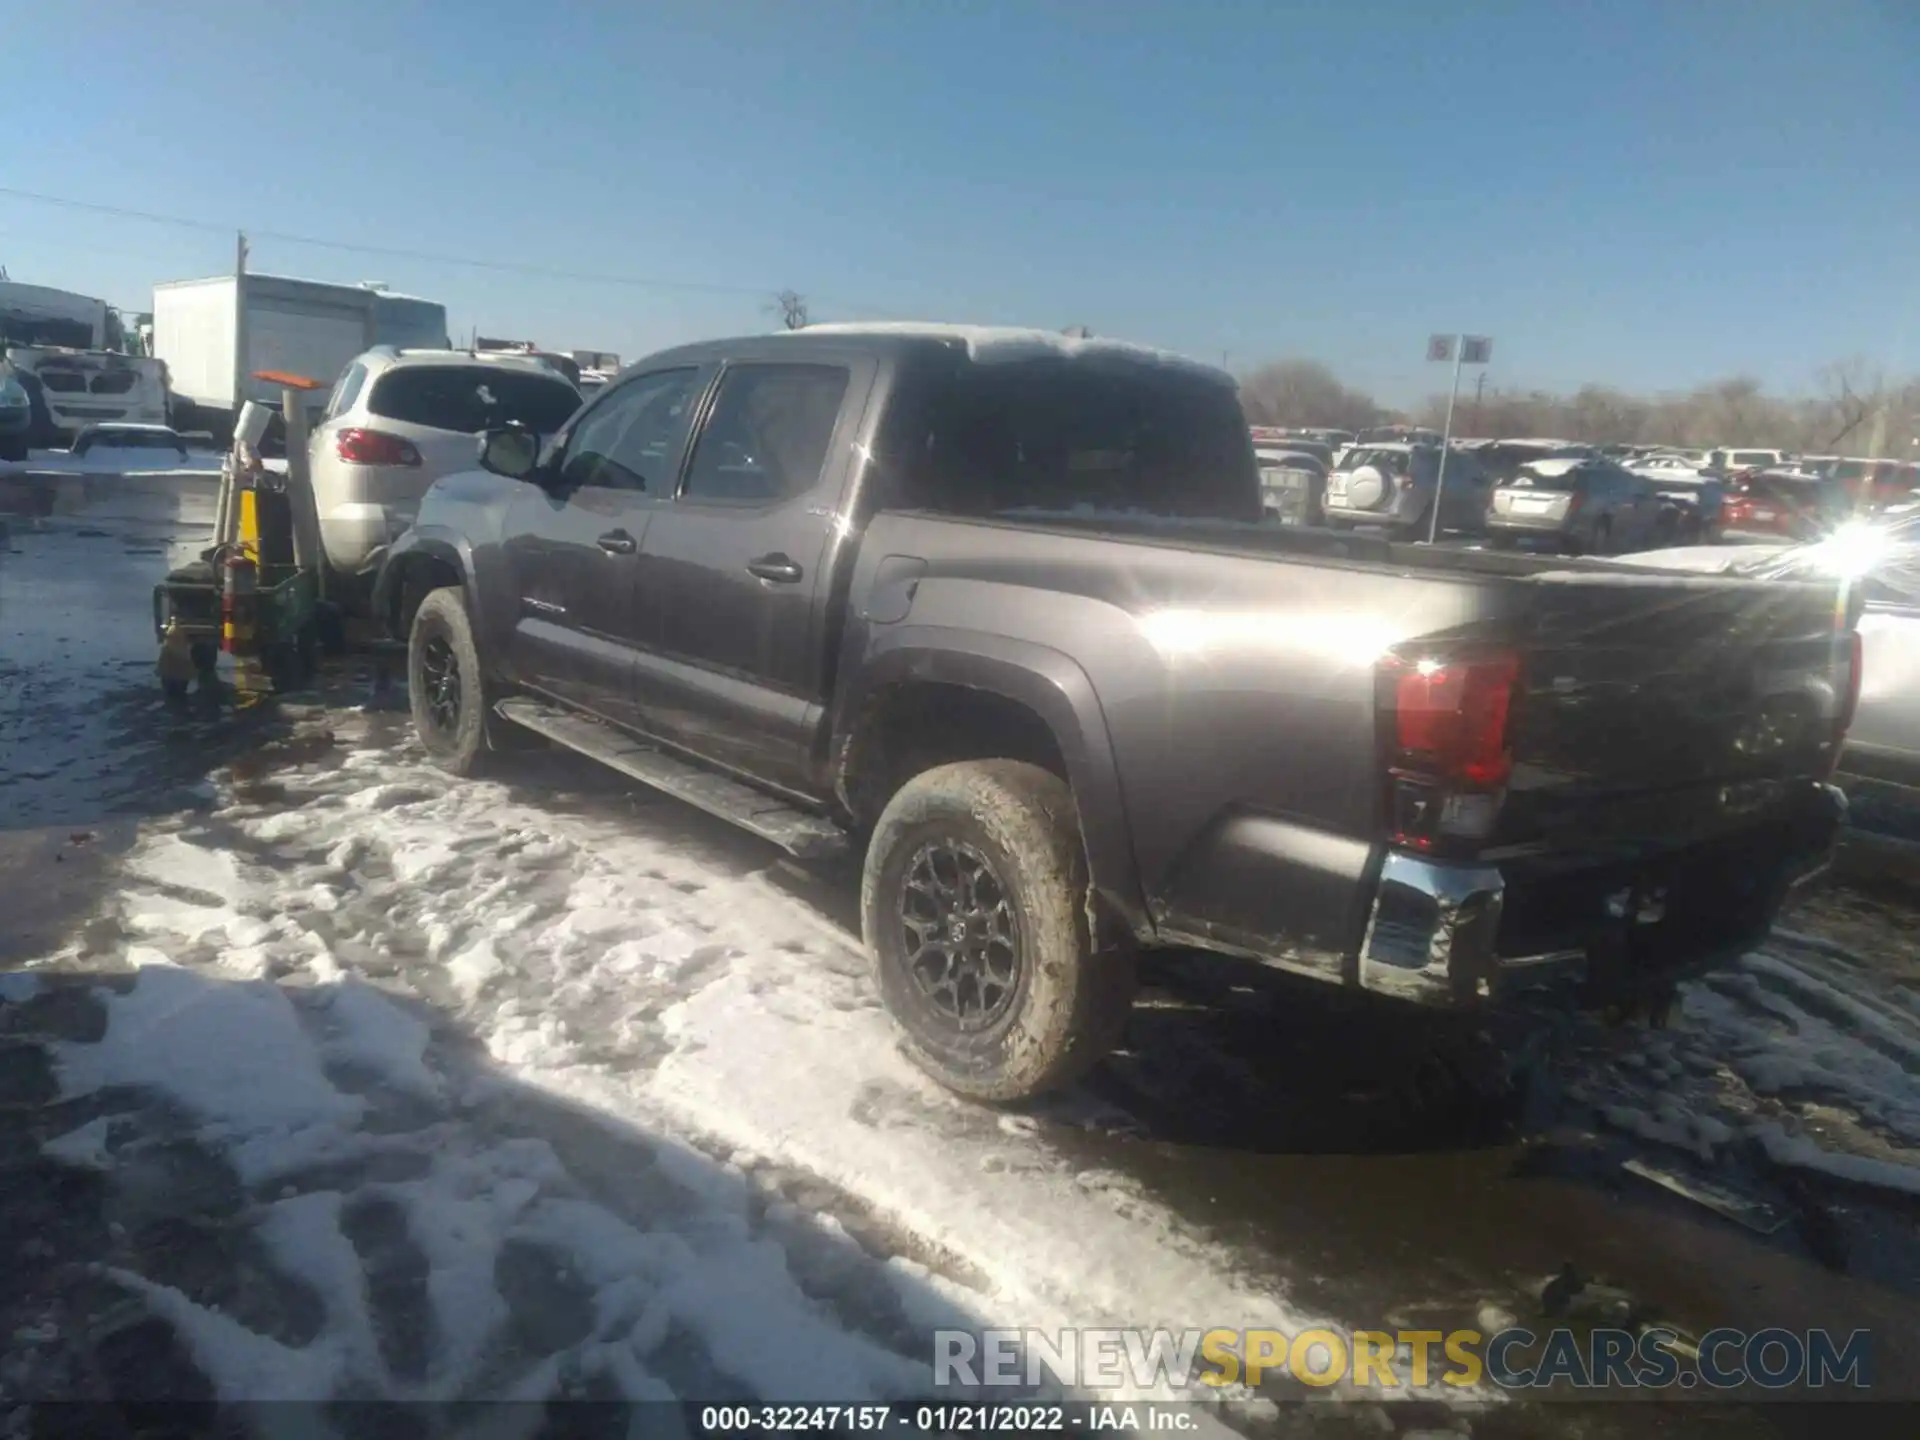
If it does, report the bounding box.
[785,323,1231,382]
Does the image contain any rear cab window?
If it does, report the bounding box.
[368,365,581,435]
[911,358,1259,521]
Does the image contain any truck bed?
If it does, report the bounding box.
[848,506,1855,986]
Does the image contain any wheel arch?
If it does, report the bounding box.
[833,632,1151,941]
[376,528,479,644]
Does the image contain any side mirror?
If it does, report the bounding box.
[478,424,541,481]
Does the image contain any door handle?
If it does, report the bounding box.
[747,553,803,584]
[597,530,636,555]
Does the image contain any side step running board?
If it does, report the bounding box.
[494,698,849,861]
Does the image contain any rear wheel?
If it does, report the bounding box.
[408,586,492,775]
[862,760,1137,1102]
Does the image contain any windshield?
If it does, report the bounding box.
[924,359,1258,519]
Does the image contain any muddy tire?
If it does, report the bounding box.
[408,586,491,776]
[861,760,1136,1102]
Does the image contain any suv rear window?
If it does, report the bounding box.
[367,366,581,435]
[1509,464,1588,491]
[918,360,1258,519]
[1336,447,1412,476]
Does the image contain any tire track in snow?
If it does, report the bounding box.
[100,730,1470,1411]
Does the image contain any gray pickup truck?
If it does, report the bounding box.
[374,324,1857,1101]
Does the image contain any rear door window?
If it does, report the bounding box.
[681,363,850,504]
[367,366,581,435]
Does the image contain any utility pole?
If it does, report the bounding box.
[1472,371,1487,434]
[233,231,251,432]
[1425,334,1493,544]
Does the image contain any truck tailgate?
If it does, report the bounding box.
[1499,569,1857,854]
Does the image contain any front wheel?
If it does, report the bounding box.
[861,760,1136,1102]
[408,586,492,775]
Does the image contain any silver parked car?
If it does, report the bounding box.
[1486,456,1674,555]
[309,347,583,597]
[1321,441,1490,537]
[1254,446,1328,525]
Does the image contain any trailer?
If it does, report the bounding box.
[151,274,448,442]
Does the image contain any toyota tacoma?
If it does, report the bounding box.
[376,324,1856,1101]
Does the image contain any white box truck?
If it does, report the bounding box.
[152,274,448,441]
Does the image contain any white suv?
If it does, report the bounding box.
[310,347,582,592]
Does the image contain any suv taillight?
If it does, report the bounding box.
[1379,651,1521,849]
[336,427,421,467]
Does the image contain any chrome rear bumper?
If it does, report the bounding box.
[1358,789,1844,1006]
[1358,853,1558,1003]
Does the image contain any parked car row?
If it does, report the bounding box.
[360,324,1856,1104]
[1253,424,1915,559]
[1307,439,1696,555]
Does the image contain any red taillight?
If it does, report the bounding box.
[1389,653,1521,787]
[335,427,421,467]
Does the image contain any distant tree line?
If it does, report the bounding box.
[1239,357,1920,457]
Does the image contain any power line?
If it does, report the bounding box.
[0,184,892,314]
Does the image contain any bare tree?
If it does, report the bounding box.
[1806,358,1886,453]
[1239,359,1383,432]
[1290,352,1918,457]
[771,290,810,331]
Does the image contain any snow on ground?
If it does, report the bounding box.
[23,696,1920,1415]
[13,952,948,1412]
[1566,925,1920,1191]
[12,719,1412,1417]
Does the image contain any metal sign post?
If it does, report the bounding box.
[1425,333,1492,544]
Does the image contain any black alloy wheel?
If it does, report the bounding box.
[897,837,1024,1030]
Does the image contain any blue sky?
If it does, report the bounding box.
[2,0,1915,405]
